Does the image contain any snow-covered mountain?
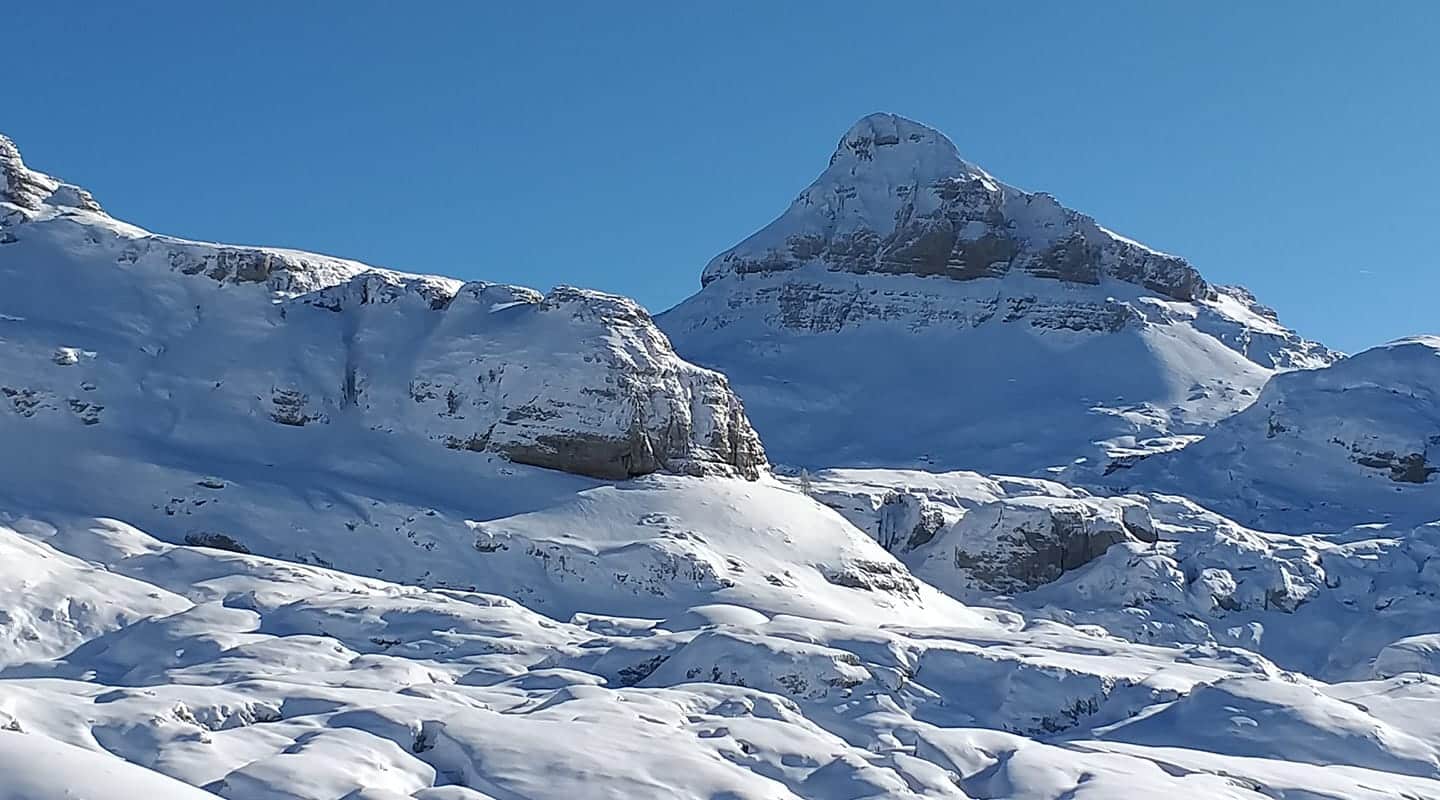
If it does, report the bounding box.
[14,510,1440,800]
[659,113,1336,474]
[0,134,764,482]
[6,126,1440,800]
[1114,336,1440,531]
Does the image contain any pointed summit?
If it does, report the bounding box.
[830,112,968,167]
[701,112,1208,302]
[1,134,57,211]
[823,113,992,200]
[0,133,102,214]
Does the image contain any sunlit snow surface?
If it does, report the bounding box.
[6,507,1440,800]
[5,127,1440,800]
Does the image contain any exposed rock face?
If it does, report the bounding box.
[0,135,101,214]
[701,113,1211,302]
[0,132,765,482]
[874,490,948,551]
[921,496,1156,595]
[409,281,767,480]
[659,113,1337,475]
[1121,337,1440,531]
[803,468,1154,594]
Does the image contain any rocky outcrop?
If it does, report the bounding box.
[0,132,766,482]
[0,135,101,214]
[873,490,948,551]
[1350,449,1436,484]
[415,282,767,480]
[921,496,1157,594]
[302,275,767,480]
[803,469,1155,595]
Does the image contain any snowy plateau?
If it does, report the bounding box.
[2,114,1440,800]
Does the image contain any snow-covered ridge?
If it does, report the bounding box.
[0,132,765,480]
[1118,336,1440,530]
[1,132,451,297]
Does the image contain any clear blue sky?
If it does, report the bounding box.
[8,3,1436,353]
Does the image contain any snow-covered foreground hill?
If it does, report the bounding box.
[5,123,1440,800]
[8,512,1440,800]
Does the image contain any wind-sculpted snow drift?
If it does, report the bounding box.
[659,113,1336,474]
[4,125,1440,800]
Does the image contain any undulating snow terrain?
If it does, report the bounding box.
[11,513,1440,800]
[3,118,1440,800]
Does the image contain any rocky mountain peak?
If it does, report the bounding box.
[701,113,1211,303]
[661,113,1338,475]
[0,132,102,215]
[1,134,54,211]
[828,112,978,173]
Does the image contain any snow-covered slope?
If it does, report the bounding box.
[0,133,764,481]
[659,113,1335,474]
[1114,336,1440,530]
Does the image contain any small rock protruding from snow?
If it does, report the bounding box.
[920,495,1157,595]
